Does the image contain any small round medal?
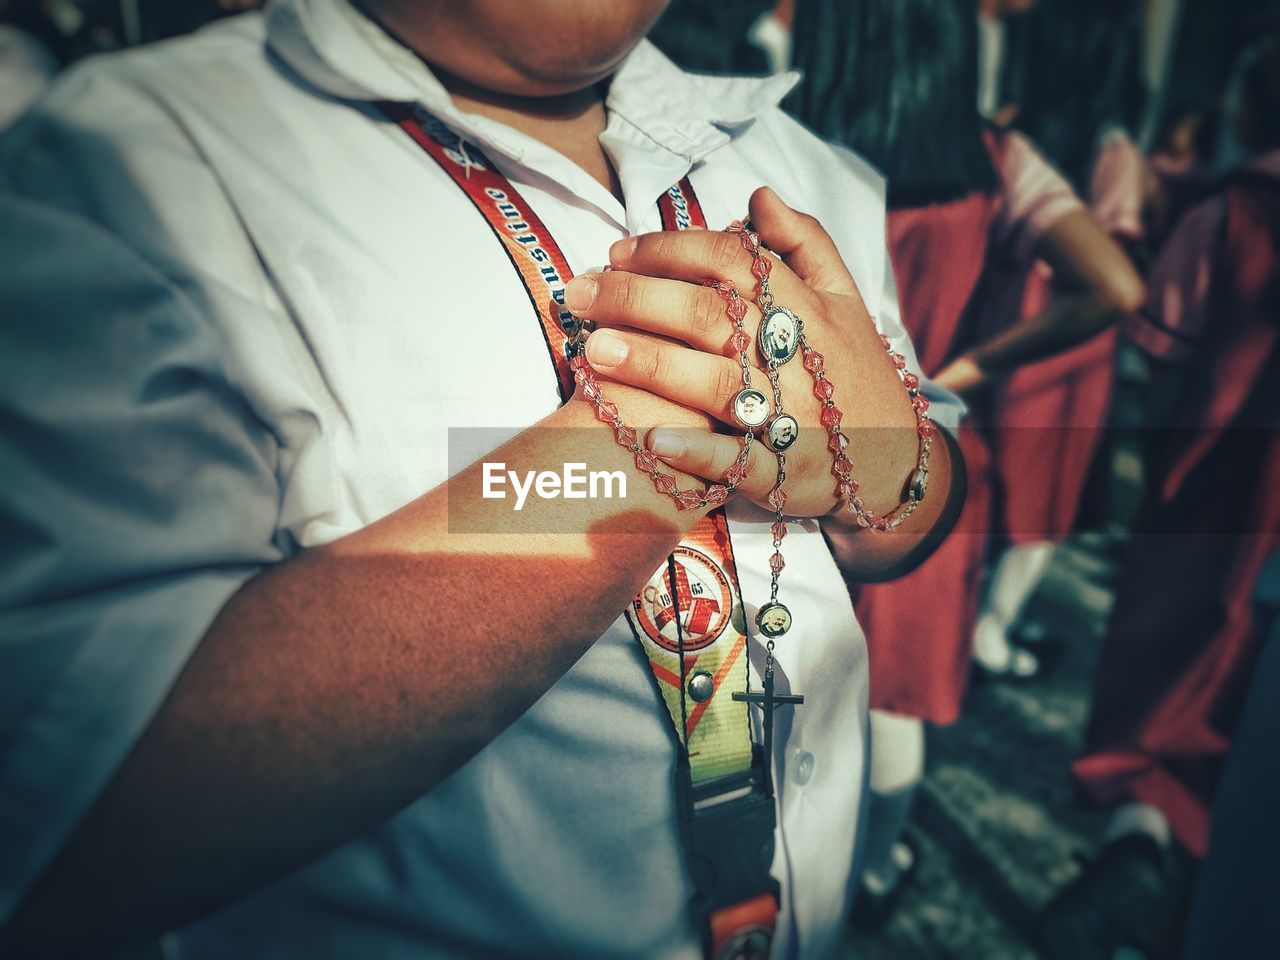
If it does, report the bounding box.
[732,388,771,429]
[908,466,929,502]
[756,601,792,639]
[766,413,799,452]
[758,307,802,365]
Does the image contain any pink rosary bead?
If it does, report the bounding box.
[676,489,704,511]
[767,485,789,513]
[796,327,934,529]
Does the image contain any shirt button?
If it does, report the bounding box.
[793,751,816,786]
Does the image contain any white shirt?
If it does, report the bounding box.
[0,25,58,131]
[0,1,960,956]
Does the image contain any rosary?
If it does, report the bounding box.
[568,219,935,731]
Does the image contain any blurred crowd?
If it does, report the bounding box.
[2,0,1276,957]
[0,0,259,128]
[665,0,1280,956]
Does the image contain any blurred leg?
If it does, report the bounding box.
[973,541,1054,673]
[861,711,925,896]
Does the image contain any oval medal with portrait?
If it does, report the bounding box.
[756,601,792,639]
[732,388,771,429]
[758,307,802,365]
[766,413,799,453]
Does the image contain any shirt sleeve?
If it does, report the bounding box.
[869,245,965,434]
[1088,129,1146,241]
[1122,196,1225,364]
[0,194,284,923]
[992,130,1086,262]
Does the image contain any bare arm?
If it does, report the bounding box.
[821,422,966,582]
[934,209,1146,394]
[0,387,708,956]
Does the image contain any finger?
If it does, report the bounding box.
[584,328,768,426]
[747,186,859,298]
[564,271,755,356]
[609,229,820,315]
[645,425,778,500]
[608,230,752,287]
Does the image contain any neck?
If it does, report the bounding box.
[433,66,608,144]
[434,66,623,203]
[357,1,624,202]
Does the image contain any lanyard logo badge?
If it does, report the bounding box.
[385,102,775,956]
[634,545,734,653]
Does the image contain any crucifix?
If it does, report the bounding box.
[734,667,803,793]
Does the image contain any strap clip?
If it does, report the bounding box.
[676,749,779,958]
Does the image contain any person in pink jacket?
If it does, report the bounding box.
[789,0,1143,911]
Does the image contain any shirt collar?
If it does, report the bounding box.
[264,0,800,163]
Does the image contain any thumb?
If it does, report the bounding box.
[747,186,859,298]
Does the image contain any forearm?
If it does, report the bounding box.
[2,389,707,955]
[936,209,1145,395]
[942,290,1122,390]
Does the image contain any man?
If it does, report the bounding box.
[0,0,963,956]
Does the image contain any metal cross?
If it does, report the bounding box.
[734,669,803,791]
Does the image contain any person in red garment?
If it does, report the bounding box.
[1040,37,1280,960]
[788,0,1143,908]
[972,0,1149,679]
[1145,102,1220,250]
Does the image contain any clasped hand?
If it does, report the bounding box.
[564,186,912,518]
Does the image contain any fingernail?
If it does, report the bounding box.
[586,329,628,369]
[609,236,638,263]
[564,275,597,313]
[648,427,686,459]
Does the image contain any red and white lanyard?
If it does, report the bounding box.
[381,101,782,960]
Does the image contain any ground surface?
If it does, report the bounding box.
[839,535,1122,960]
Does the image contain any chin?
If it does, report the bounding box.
[473,0,670,94]
[374,0,670,97]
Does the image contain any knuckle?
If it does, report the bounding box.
[786,443,814,481]
[685,289,723,342]
[638,231,674,269]
[644,343,672,385]
[797,211,822,232]
[711,233,743,274]
[709,436,741,477]
[713,361,742,410]
[750,444,775,483]
[610,274,643,317]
